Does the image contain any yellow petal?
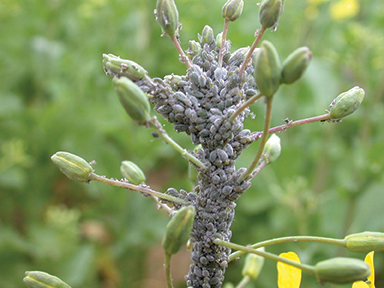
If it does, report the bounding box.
[352,251,375,288]
[365,251,375,288]
[330,0,359,21]
[277,252,302,288]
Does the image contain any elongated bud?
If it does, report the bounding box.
[162,206,195,255]
[222,0,244,22]
[254,40,282,97]
[200,25,215,45]
[187,40,202,59]
[242,248,265,280]
[259,0,284,29]
[345,231,384,253]
[120,161,146,185]
[102,53,148,81]
[329,86,365,119]
[155,0,179,37]
[216,32,223,50]
[51,152,93,183]
[315,257,370,284]
[24,271,71,288]
[262,134,281,163]
[281,47,312,84]
[112,77,151,124]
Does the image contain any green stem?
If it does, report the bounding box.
[218,18,230,67]
[148,117,206,170]
[236,275,251,288]
[88,173,189,205]
[228,236,347,262]
[165,253,174,288]
[239,26,266,77]
[229,92,263,123]
[170,35,192,69]
[239,96,273,182]
[214,239,316,277]
[249,159,268,180]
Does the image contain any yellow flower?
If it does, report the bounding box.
[352,251,375,288]
[330,0,359,21]
[277,252,302,288]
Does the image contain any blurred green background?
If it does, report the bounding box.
[1,0,383,287]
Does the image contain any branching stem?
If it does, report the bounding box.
[214,239,316,276]
[228,235,347,261]
[239,26,266,77]
[148,117,206,170]
[218,18,230,67]
[229,92,263,123]
[88,173,189,205]
[239,96,273,182]
[170,35,192,69]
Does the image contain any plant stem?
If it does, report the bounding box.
[228,236,347,261]
[88,173,189,205]
[148,117,206,170]
[239,96,273,182]
[170,35,192,69]
[218,18,230,67]
[229,92,263,123]
[165,253,174,288]
[249,159,268,180]
[236,275,251,288]
[251,113,332,141]
[214,239,316,276]
[239,26,266,77]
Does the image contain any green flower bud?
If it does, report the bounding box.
[102,53,148,81]
[315,257,370,284]
[155,0,179,37]
[200,25,215,46]
[259,0,284,29]
[345,231,384,253]
[120,161,146,185]
[162,206,196,255]
[112,77,151,124]
[241,249,265,280]
[51,152,93,183]
[24,271,71,288]
[254,40,282,97]
[281,46,312,84]
[262,134,281,163]
[187,40,202,59]
[222,0,244,22]
[215,32,223,50]
[329,86,365,119]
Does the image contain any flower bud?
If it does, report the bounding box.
[262,134,281,163]
[281,46,312,84]
[242,249,265,280]
[187,40,202,59]
[155,0,179,37]
[253,40,282,97]
[112,77,151,124]
[162,206,196,255]
[315,257,370,284]
[345,231,384,253]
[259,0,284,29]
[51,152,93,183]
[102,53,148,81]
[120,161,146,185]
[215,32,223,50]
[24,271,71,288]
[200,25,215,46]
[222,0,244,22]
[329,86,365,119]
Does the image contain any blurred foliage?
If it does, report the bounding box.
[0,0,383,287]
